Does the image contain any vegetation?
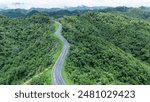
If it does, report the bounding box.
[61,12,150,85]
[0,14,61,84]
[1,7,150,20]
[1,7,150,85]
[61,60,74,85]
[28,27,63,85]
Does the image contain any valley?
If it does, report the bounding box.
[0,7,150,85]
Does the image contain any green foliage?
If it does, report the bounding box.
[95,7,150,20]
[28,28,64,85]
[62,12,150,85]
[123,8,150,20]
[29,68,52,85]
[0,14,59,84]
[0,9,26,18]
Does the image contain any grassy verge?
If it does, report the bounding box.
[24,22,63,85]
[61,52,74,85]
[28,67,52,85]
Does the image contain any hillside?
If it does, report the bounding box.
[1,7,150,20]
[0,14,61,84]
[0,7,150,85]
[61,12,150,85]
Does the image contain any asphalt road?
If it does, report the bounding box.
[51,21,69,85]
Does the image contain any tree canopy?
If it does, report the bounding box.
[0,14,59,84]
[62,12,150,85]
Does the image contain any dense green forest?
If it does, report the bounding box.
[1,7,150,19]
[0,7,150,85]
[94,7,150,20]
[62,12,150,85]
[0,14,61,84]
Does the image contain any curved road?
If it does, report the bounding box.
[52,21,69,85]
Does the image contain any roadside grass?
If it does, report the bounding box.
[61,56,74,85]
[24,22,63,85]
[28,67,52,85]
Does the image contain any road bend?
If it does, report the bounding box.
[51,21,69,85]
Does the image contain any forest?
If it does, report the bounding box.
[61,12,150,85]
[0,14,61,84]
[0,7,150,85]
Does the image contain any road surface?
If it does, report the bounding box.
[51,21,69,85]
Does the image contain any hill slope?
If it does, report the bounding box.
[0,14,61,84]
[62,12,150,85]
